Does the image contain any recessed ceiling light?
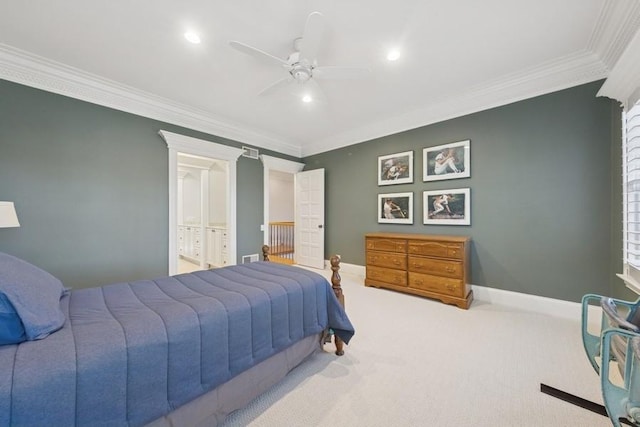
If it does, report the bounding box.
[387,49,401,61]
[184,31,201,44]
[302,95,312,103]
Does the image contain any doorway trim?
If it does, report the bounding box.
[260,155,305,245]
[160,130,244,275]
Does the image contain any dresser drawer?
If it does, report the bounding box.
[408,272,464,297]
[367,266,407,287]
[366,251,407,270]
[366,238,407,254]
[408,241,463,259]
[408,256,462,279]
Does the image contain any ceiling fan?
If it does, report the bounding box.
[229,11,369,102]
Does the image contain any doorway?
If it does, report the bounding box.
[267,170,295,264]
[261,156,325,269]
[261,155,304,264]
[160,130,244,276]
[176,153,229,273]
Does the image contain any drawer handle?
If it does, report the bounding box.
[393,259,401,265]
[445,267,455,273]
[415,279,423,285]
[446,284,456,291]
[451,250,458,256]
[371,256,378,262]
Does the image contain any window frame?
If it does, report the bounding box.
[620,102,640,293]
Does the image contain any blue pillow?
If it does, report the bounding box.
[0,293,26,345]
[0,252,66,345]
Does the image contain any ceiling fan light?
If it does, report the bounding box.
[302,95,313,103]
[387,49,401,61]
[184,31,201,44]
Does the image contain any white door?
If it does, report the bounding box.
[295,169,325,269]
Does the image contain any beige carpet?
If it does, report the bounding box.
[221,269,611,427]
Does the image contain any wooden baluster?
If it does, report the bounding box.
[330,255,345,356]
[288,224,291,260]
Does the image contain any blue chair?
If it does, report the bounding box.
[580,294,640,426]
[581,294,640,374]
[601,329,640,426]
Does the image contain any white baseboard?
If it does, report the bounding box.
[324,259,366,279]
[329,262,602,321]
[471,285,603,322]
[337,262,366,278]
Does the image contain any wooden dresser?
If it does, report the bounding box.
[365,233,472,309]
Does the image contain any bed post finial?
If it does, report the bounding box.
[262,245,270,261]
[330,254,345,356]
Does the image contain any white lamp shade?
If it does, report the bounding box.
[0,201,20,228]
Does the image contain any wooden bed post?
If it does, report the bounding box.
[263,246,346,356]
[330,255,345,356]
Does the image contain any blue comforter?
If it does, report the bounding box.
[0,262,354,427]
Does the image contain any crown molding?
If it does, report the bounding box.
[1,0,636,161]
[0,44,302,158]
[588,0,640,70]
[597,27,640,108]
[302,50,608,156]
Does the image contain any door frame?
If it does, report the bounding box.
[260,155,305,245]
[160,130,244,275]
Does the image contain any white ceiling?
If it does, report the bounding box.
[1,1,639,157]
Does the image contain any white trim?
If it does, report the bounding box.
[0,44,301,158]
[470,285,587,320]
[159,130,244,275]
[322,260,366,279]
[588,0,640,70]
[330,262,593,320]
[260,155,305,245]
[260,155,306,174]
[617,273,640,295]
[597,25,640,107]
[302,50,608,156]
[0,0,633,161]
[0,42,613,158]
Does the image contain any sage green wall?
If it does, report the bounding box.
[304,81,623,303]
[0,79,296,289]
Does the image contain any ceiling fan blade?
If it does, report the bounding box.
[258,77,294,97]
[298,12,325,62]
[229,41,289,67]
[313,66,371,79]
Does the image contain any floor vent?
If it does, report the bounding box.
[242,146,259,159]
[242,254,260,263]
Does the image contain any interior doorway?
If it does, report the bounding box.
[176,153,229,274]
[261,155,304,264]
[160,130,244,276]
[267,170,295,264]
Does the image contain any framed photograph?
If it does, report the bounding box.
[378,151,413,185]
[423,140,470,182]
[378,192,413,224]
[423,188,470,225]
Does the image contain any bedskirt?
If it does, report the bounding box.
[145,333,321,427]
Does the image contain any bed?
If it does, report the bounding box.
[0,247,354,427]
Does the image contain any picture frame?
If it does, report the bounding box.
[378,151,413,185]
[423,140,470,182]
[423,188,470,225]
[378,192,413,224]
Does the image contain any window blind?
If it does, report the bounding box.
[625,102,640,269]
